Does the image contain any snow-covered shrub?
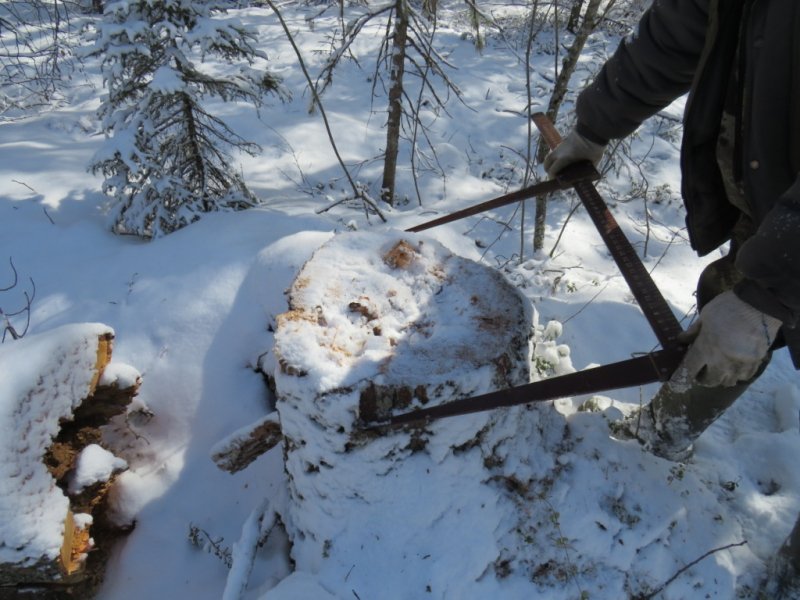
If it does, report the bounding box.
[532,318,574,379]
[89,0,287,238]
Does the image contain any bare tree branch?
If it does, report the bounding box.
[1,257,35,342]
[265,0,386,222]
[634,540,748,600]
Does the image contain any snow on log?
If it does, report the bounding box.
[0,324,140,593]
[271,231,566,596]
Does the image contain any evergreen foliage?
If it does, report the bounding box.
[90,0,286,238]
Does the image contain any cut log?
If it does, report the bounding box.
[270,231,566,595]
[211,413,283,474]
[0,324,140,596]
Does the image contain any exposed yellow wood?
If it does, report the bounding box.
[60,509,75,575]
[89,332,114,396]
[59,508,92,576]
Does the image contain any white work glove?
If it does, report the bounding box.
[677,290,782,387]
[543,128,606,178]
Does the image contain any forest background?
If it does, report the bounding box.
[2,0,800,598]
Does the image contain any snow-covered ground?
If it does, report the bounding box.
[1,3,798,599]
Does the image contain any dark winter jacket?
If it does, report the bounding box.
[574,0,800,366]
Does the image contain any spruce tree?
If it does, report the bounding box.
[90,0,286,238]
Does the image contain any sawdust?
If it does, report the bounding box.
[383,240,418,269]
[277,308,326,328]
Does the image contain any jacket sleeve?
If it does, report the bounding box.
[735,175,800,327]
[576,0,711,143]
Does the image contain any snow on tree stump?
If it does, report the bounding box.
[271,231,566,595]
[0,324,140,596]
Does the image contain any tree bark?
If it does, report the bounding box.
[567,0,585,33]
[211,413,283,474]
[381,0,409,206]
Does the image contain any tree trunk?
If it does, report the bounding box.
[381,0,409,206]
[533,0,603,251]
[179,91,210,209]
[567,0,585,33]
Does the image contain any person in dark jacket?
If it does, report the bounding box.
[543,0,800,595]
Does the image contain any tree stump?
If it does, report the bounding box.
[271,231,566,595]
[0,324,140,597]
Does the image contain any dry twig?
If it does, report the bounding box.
[634,540,748,599]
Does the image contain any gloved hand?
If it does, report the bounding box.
[677,290,782,387]
[543,128,606,178]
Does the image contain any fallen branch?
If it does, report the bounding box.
[12,179,37,194]
[1,257,35,342]
[635,540,748,599]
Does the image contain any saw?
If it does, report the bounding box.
[363,114,686,430]
[405,160,600,233]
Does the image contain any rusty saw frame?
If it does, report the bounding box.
[361,113,686,430]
